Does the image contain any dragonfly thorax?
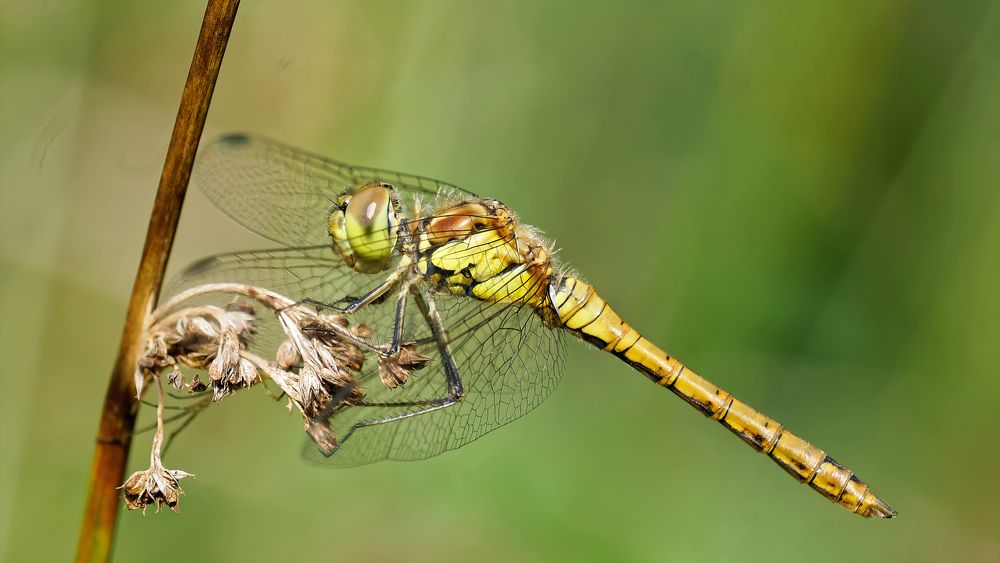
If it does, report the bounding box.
[327,182,402,273]
[413,198,557,314]
[418,200,514,249]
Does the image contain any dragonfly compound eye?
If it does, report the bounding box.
[345,182,399,262]
[337,182,399,267]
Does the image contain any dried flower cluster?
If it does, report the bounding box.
[121,465,194,512]
[122,282,429,513]
[119,373,194,514]
[136,299,258,402]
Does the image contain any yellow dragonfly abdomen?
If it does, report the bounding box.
[548,275,897,518]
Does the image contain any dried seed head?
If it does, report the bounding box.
[211,357,261,402]
[305,418,338,456]
[300,319,368,376]
[338,341,366,373]
[396,344,431,370]
[238,358,259,386]
[142,303,259,377]
[120,466,194,514]
[169,317,218,369]
[187,373,207,393]
[208,331,240,382]
[312,346,352,386]
[377,357,408,388]
[276,340,300,370]
[167,366,184,391]
[376,344,431,389]
[187,316,218,339]
[297,367,331,417]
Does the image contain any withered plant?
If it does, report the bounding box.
[121,283,428,512]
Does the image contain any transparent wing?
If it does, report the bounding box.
[305,272,567,466]
[163,244,567,466]
[162,245,401,355]
[194,133,477,247]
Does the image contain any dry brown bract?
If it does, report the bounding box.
[123,282,428,513]
[377,344,431,388]
[120,465,193,513]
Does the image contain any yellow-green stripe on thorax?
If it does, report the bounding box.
[412,199,553,309]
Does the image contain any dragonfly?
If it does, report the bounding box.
[167,133,896,518]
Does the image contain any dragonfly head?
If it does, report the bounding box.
[328,182,401,272]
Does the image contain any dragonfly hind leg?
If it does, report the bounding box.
[329,287,465,451]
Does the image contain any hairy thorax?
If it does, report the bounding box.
[412,199,555,310]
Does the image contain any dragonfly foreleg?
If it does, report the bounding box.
[288,256,413,314]
[297,257,422,358]
[385,274,416,356]
[294,286,384,314]
[300,272,419,362]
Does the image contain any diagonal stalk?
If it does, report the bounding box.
[75,1,240,561]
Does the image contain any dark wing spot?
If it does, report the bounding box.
[218,132,251,146]
[182,255,222,276]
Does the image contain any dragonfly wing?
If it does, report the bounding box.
[162,245,401,355]
[162,244,565,466]
[303,287,567,466]
[194,133,476,246]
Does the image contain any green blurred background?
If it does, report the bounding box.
[3,1,1000,561]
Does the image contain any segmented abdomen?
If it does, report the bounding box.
[547,276,896,518]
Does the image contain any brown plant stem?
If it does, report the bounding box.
[75,1,240,561]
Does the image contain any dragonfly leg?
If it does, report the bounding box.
[413,285,464,400]
[357,284,464,408]
[294,278,393,314]
[385,274,415,356]
[329,287,465,448]
[288,256,414,314]
[300,272,417,359]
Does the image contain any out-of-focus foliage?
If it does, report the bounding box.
[2,1,999,561]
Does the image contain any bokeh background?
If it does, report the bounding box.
[3,1,1000,561]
